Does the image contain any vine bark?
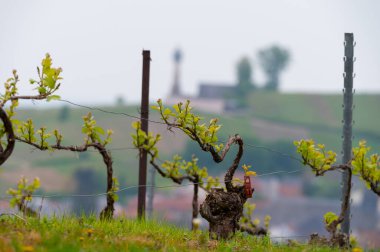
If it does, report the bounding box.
[200,135,253,239]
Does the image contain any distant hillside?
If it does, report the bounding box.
[248,92,380,151]
[0,93,379,197]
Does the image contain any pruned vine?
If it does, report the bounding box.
[133,99,262,238]
[295,139,379,247]
[1,54,117,219]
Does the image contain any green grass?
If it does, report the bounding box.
[0,216,341,252]
[249,92,323,127]
[246,92,380,153]
[249,92,380,135]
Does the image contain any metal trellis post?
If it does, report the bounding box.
[341,33,354,237]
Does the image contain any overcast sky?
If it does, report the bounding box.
[0,0,379,105]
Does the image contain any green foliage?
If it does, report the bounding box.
[1,70,19,104]
[296,138,379,244]
[131,120,220,189]
[161,154,187,179]
[17,119,37,143]
[295,138,380,196]
[0,54,117,218]
[264,215,271,230]
[203,176,220,191]
[6,176,40,208]
[242,164,257,177]
[294,139,337,174]
[231,164,257,187]
[323,212,339,226]
[240,202,257,224]
[82,112,113,146]
[30,53,62,99]
[351,140,380,190]
[240,202,271,232]
[0,54,62,147]
[323,211,341,235]
[53,129,63,145]
[131,120,161,160]
[14,112,112,150]
[109,177,120,202]
[152,99,224,153]
[36,127,52,149]
[0,54,63,150]
[350,236,359,248]
[163,155,220,190]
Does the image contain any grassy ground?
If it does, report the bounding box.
[0,216,341,252]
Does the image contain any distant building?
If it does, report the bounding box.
[198,83,236,99]
[166,49,238,113]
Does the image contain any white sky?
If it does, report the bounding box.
[0,0,379,105]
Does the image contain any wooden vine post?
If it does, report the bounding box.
[137,50,151,220]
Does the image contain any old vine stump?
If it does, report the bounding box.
[200,188,247,239]
[309,233,349,248]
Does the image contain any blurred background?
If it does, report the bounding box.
[0,0,379,249]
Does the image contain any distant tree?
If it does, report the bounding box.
[79,151,90,160]
[115,96,125,107]
[257,45,290,91]
[73,167,98,215]
[58,105,70,122]
[236,57,255,95]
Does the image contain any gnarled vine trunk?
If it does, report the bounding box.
[309,166,352,248]
[200,135,252,239]
[200,188,247,239]
[97,145,115,220]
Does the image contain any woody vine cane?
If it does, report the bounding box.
[0,107,15,165]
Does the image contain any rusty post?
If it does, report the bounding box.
[137,50,151,220]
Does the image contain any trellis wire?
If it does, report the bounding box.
[2,98,355,201]
[0,98,323,200]
[59,99,166,125]
[14,98,307,162]
[0,168,304,200]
